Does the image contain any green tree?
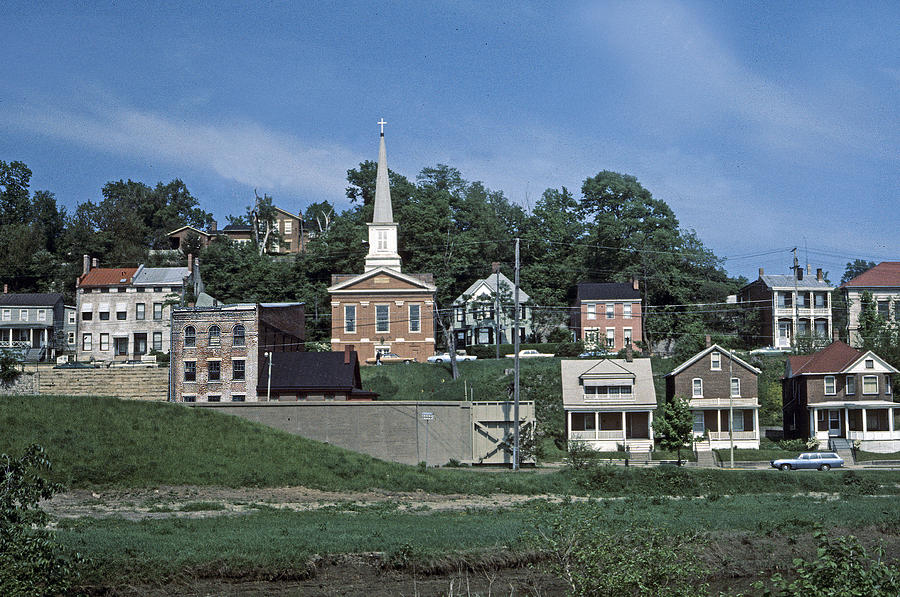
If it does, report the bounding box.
[653,395,694,465]
[841,259,876,284]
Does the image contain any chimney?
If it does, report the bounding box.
[3,284,7,294]
[632,278,639,291]
[187,253,194,273]
[817,268,823,282]
[210,219,217,233]
[91,257,98,269]
[344,345,353,364]
[83,254,91,275]
[491,262,501,274]
[806,264,811,275]
[758,267,764,277]
[833,327,840,343]
[705,334,711,348]
[625,344,633,362]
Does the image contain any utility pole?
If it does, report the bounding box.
[265,351,273,401]
[792,248,800,352]
[729,351,734,469]
[513,238,521,471]
[494,262,501,359]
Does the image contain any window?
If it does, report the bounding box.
[570,412,596,431]
[183,395,196,403]
[895,302,900,321]
[796,292,808,308]
[455,307,464,323]
[409,304,421,333]
[375,305,389,333]
[866,409,889,432]
[67,332,75,345]
[100,333,109,351]
[184,361,196,382]
[623,328,632,346]
[184,326,196,348]
[136,303,145,320]
[693,412,705,434]
[731,410,745,432]
[886,375,892,395]
[208,326,220,346]
[586,303,596,320]
[797,319,810,336]
[731,377,741,397]
[284,220,292,234]
[623,303,632,319]
[878,301,890,319]
[815,319,827,337]
[152,332,162,351]
[20,309,28,322]
[99,308,110,321]
[154,287,163,292]
[114,337,128,356]
[233,359,245,381]
[82,333,92,351]
[1,309,9,321]
[846,375,856,395]
[116,309,126,321]
[100,287,109,293]
[862,375,878,395]
[153,303,163,320]
[231,324,245,346]
[814,292,827,308]
[777,292,792,308]
[692,378,703,398]
[377,229,387,251]
[231,395,245,402]
[711,352,721,370]
[606,304,614,319]
[37,309,46,321]
[208,361,221,381]
[81,307,93,321]
[605,328,615,349]
[68,310,75,324]
[865,359,874,369]
[207,395,221,403]
[136,287,145,293]
[824,376,836,395]
[584,385,633,400]
[344,305,356,333]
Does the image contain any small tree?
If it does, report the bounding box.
[0,350,22,386]
[653,395,694,465]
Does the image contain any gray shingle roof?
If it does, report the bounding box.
[759,274,832,290]
[454,271,530,304]
[132,267,189,286]
[0,293,64,307]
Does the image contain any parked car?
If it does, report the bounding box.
[365,352,416,365]
[578,350,613,358]
[770,452,843,471]
[427,351,477,363]
[505,349,554,358]
[750,346,791,356]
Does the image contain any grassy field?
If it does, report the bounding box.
[856,451,900,461]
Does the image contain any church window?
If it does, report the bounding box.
[375,305,389,333]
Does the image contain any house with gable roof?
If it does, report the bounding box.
[782,341,900,452]
[561,356,656,453]
[665,344,761,449]
[327,123,436,364]
[840,261,900,347]
[451,265,532,347]
[571,281,642,353]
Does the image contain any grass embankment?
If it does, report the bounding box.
[57,494,900,587]
[856,451,900,462]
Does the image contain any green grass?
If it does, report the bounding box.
[714,449,798,462]
[856,451,900,462]
[56,494,900,586]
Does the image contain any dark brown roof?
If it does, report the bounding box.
[79,267,138,287]
[841,262,900,288]
[262,351,371,393]
[577,282,640,301]
[0,293,64,307]
[787,341,862,376]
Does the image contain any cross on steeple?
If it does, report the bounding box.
[377,118,387,135]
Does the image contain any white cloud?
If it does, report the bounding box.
[0,101,360,198]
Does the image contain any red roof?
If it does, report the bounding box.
[842,262,900,288]
[79,267,138,287]
[787,341,863,376]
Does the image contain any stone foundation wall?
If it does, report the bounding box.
[0,371,37,396]
[36,367,169,401]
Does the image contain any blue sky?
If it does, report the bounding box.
[2,1,897,281]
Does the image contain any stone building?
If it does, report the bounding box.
[328,123,436,363]
[170,302,305,402]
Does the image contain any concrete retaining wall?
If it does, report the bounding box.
[36,366,168,400]
[192,400,534,466]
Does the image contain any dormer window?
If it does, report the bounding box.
[710,352,721,370]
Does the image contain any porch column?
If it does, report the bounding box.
[567,411,572,440]
[862,408,867,434]
[809,409,816,440]
[648,410,654,441]
[622,411,627,442]
[753,408,760,439]
[594,412,599,440]
[889,408,895,437]
[844,408,849,438]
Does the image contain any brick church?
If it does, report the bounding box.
[328,122,436,363]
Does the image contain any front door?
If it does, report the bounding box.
[693,412,705,434]
[828,410,841,437]
[134,333,147,356]
[777,321,792,347]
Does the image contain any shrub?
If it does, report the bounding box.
[565,441,597,471]
[0,350,22,386]
[553,341,584,357]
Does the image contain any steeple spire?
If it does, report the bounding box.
[365,119,401,271]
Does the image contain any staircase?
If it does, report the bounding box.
[693,439,718,468]
[828,438,855,464]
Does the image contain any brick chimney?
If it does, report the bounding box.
[632,277,639,291]
[759,267,764,277]
[187,253,194,272]
[210,219,217,233]
[491,262,501,274]
[344,345,353,364]
[3,284,7,294]
[817,268,823,282]
[705,334,711,348]
[91,257,98,269]
[83,254,91,275]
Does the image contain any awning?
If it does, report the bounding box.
[81,303,93,312]
[116,302,127,312]
[583,379,633,387]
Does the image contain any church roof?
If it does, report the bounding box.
[372,132,393,224]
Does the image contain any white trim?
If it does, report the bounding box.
[824,375,836,395]
[862,375,878,395]
[692,378,703,398]
[327,266,437,292]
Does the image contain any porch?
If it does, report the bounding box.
[691,407,760,449]
[0,326,53,361]
[810,402,900,453]
[568,409,654,452]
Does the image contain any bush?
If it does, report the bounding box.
[553,341,584,357]
[0,445,83,595]
[0,349,22,386]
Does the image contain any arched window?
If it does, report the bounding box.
[184,326,196,348]
[233,324,246,347]
[208,325,221,346]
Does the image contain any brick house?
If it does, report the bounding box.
[736,267,834,349]
[665,344,761,449]
[561,356,656,453]
[76,255,203,363]
[261,347,377,401]
[571,281,642,352]
[840,262,900,347]
[782,341,899,452]
[166,225,215,251]
[170,302,305,402]
[0,291,71,361]
[328,126,436,364]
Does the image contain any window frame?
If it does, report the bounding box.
[153,303,163,320]
[623,303,632,319]
[82,333,92,351]
[152,332,163,352]
[824,375,836,395]
[846,374,856,395]
[233,324,246,346]
[586,303,596,320]
[208,325,221,346]
[184,360,196,382]
[232,359,245,381]
[184,326,196,348]
[730,377,741,397]
[344,305,356,334]
[207,360,221,382]
[375,304,390,333]
[408,304,421,333]
[605,303,614,319]
[711,352,721,370]
[862,375,878,395]
[99,333,110,352]
[136,303,146,320]
[692,378,703,398]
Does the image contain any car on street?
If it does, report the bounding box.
[427,351,477,363]
[365,352,416,365]
[770,452,844,471]
[578,350,614,358]
[505,349,554,358]
[749,346,792,356]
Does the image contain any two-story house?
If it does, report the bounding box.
[782,341,899,452]
[0,291,70,361]
[328,124,436,364]
[737,267,834,349]
[665,344,761,449]
[561,357,656,453]
[170,302,305,402]
[76,255,202,363]
[841,262,900,347]
[451,266,532,347]
[571,281,642,352]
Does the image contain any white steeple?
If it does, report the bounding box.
[365,119,402,272]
